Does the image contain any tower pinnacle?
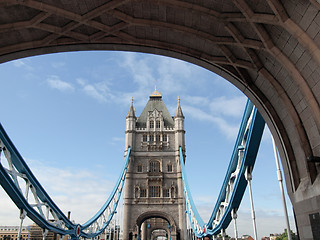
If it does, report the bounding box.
[175,96,184,118]
[126,97,135,118]
[150,85,161,97]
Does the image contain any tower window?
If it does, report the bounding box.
[149,134,154,142]
[149,160,160,172]
[137,164,143,172]
[156,134,161,142]
[163,134,167,142]
[149,186,161,197]
[149,120,154,129]
[167,163,173,172]
[156,120,160,128]
[140,189,146,198]
[163,189,170,198]
[143,134,147,142]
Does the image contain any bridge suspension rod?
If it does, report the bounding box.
[180,99,265,237]
[0,123,130,239]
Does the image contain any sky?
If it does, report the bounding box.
[0,51,296,239]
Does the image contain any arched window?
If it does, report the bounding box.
[156,120,160,128]
[149,160,161,172]
[149,134,154,142]
[149,120,154,129]
[143,134,147,142]
[163,134,167,142]
[167,163,173,172]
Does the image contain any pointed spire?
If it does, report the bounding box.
[126,97,135,118]
[175,96,184,118]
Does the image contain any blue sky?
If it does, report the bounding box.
[0,51,295,238]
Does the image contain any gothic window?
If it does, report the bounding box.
[137,164,143,173]
[163,188,170,198]
[143,134,147,142]
[149,160,161,172]
[156,134,161,142]
[167,163,173,172]
[149,134,155,142]
[163,134,167,142]
[149,186,161,197]
[140,189,146,198]
[149,120,154,129]
[156,120,160,128]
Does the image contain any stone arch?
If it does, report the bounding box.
[136,211,178,240]
[0,41,303,191]
[0,42,302,192]
[136,211,176,230]
[1,1,320,238]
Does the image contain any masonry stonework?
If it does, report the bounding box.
[122,89,186,240]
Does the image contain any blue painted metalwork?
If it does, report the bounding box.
[180,99,265,237]
[0,122,130,239]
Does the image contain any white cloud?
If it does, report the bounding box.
[209,96,247,117]
[76,78,86,86]
[76,78,115,103]
[47,75,74,92]
[110,137,125,145]
[117,53,197,106]
[183,105,239,139]
[12,59,34,71]
[0,158,117,226]
[13,59,26,67]
[183,96,210,106]
[0,188,24,225]
[120,52,155,90]
[82,84,108,102]
[115,53,245,139]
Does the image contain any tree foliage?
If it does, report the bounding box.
[275,229,298,240]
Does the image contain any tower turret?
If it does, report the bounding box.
[125,97,136,150]
[174,97,185,152]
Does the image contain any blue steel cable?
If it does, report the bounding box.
[179,99,265,237]
[0,122,130,239]
[179,147,205,238]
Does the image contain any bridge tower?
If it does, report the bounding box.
[123,88,186,240]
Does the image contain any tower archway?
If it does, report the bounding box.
[136,212,177,240]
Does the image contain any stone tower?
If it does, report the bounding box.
[123,88,186,240]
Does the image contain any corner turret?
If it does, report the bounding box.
[174,97,185,152]
[125,97,136,150]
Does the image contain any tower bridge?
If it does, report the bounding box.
[0,1,320,239]
[123,88,186,240]
[0,86,265,240]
